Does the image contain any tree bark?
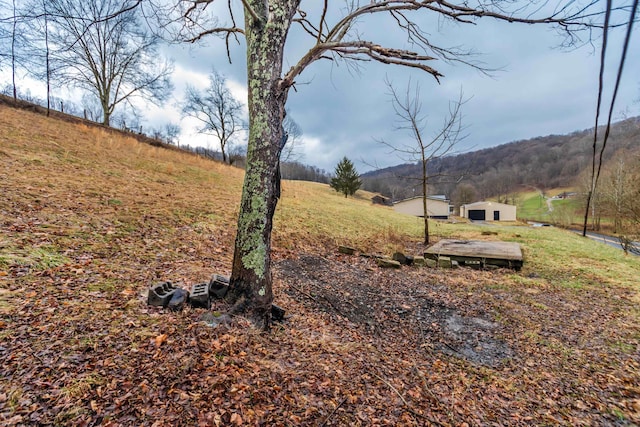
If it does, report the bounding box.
[422,159,429,246]
[226,0,295,329]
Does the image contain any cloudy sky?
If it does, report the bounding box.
[9,1,640,174]
[151,1,639,174]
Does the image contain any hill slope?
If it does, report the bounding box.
[1,105,640,426]
[363,116,640,201]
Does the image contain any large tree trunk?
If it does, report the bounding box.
[226,1,294,329]
[102,99,111,126]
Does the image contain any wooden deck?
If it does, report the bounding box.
[425,239,523,270]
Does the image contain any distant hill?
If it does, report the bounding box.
[362,117,640,203]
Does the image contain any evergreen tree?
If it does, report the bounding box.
[330,157,362,198]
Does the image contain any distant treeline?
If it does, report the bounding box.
[178,144,331,184]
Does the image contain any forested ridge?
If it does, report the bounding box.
[363,116,640,201]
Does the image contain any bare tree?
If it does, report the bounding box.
[149,0,618,328]
[581,0,638,237]
[164,123,181,145]
[600,150,639,233]
[379,79,467,245]
[281,112,303,163]
[80,93,103,122]
[452,183,477,211]
[17,0,54,113]
[0,0,28,99]
[182,69,245,164]
[10,0,17,99]
[46,0,173,126]
[40,0,50,114]
[578,168,603,231]
[0,2,7,71]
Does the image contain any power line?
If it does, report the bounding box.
[582,0,638,237]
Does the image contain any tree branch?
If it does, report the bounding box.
[186,26,244,42]
[239,0,262,25]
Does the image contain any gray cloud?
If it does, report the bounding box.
[153,3,640,173]
[13,3,637,176]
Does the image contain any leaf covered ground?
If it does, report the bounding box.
[1,105,639,426]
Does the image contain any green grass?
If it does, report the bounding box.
[518,193,549,220]
[517,192,584,223]
[517,190,624,231]
[86,279,119,293]
[502,224,637,290]
[0,242,69,271]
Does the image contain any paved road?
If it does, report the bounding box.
[471,221,639,256]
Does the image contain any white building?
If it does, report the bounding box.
[393,195,452,219]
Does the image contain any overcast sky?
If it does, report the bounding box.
[9,1,640,174]
[155,2,639,174]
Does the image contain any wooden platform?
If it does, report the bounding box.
[425,239,523,270]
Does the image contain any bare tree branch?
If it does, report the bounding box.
[378,76,468,244]
[185,26,244,42]
[45,0,173,126]
[181,69,246,163]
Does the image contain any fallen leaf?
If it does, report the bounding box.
[154,334,168,347]
[230,413,243,425]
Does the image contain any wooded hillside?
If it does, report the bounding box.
[363,117,640,203]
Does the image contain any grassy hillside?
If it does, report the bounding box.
[1,105,639,426]
[518,192,578,221]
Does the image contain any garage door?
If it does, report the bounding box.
[468,210,486,220]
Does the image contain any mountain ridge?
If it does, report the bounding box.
[361,116,640,202]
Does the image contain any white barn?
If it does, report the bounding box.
[393,195,452,219]
[460,201,517,221]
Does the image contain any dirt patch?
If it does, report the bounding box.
[276,254,513,367]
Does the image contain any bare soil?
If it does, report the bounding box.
[277,255,513,367]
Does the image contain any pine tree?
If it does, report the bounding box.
[330,157,362,198]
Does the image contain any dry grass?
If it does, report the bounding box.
[2,103,638,291]
[275,181,423,253]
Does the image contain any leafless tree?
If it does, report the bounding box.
[0,0,28,99]
[18,0,54,113]
[452,183,477,211]
[281,112,304,163]
[0,2,7,71]
[45,0,172,126]
[600,149,640,233]
[144,0,621,328]
[10,0,17,99]
[581,0,638,237]
[578,168,603,230]
[378,78,467,245]
[40,0,50,114]
[164,123,181,145]
[182,69,245,164]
